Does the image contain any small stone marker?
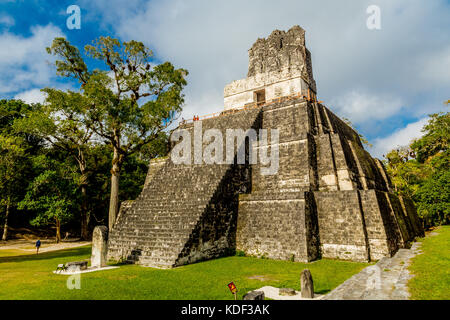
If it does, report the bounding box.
[66,261,88,273]
[301,269,314,298]
[243,291,265,300]
[91,226,108,268]
[279,288,297,296]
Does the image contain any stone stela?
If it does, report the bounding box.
[106,25,424,269]
[91,226,108,268]
[301,269,314,298]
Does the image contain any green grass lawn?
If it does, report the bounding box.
[408,225,450,300]
[0,246,369,300]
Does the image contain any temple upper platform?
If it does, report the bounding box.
[224,26,317,111]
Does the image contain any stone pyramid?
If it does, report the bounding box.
[107,26,423,268]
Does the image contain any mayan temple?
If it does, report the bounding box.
[107,26,423,268]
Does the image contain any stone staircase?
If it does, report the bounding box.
[107,108,262,268]
[108,163,232,268]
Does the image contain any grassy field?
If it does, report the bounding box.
[2,226,447,300]
[0,246,369,300]
[408,225,450,300]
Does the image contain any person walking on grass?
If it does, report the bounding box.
[35,239,41,255]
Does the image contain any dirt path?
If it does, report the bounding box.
[0,239,91,254]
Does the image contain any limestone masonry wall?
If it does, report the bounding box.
[236,99,320,262]
[314,191,369,262]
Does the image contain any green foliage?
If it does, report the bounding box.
[15,89,92,150]
[385,147,425,198]
[13,89,97,239]
[47,36,188,157]
[414,169,450,227]
[385,112,449,227]
[411,112,449,163]
[46,38,88,84]
[18,153,78,229]
[0,135,26,208]
[0,100,42,237]
[235,250,246,257]
[140,131,170,162]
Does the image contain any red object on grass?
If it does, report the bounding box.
[227,282,237,294]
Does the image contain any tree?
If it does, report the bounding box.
[384,147,426,197]
[0,135,26,240]
[415,168,450,226]
[14,90,94,240]
[46,37,188,229]
[385,112,449,227]
[410,112,449,163]
[0,100,39,240]
[19,153,77,243]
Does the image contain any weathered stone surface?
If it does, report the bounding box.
[243,291,265,300]
[107,26,424,269]
[144,157,168,190]
[224,26,317,111]
[279,288,297,296]
[91,226,108,268]
[66,261,88,272]
[247,25,316,91]
[301,269,314,298]
[324,242,422,300]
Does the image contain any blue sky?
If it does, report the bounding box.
[0,0,449,157]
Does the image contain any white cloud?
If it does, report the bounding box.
[14,88,46,104]
[370,118,429,158]
[419,45,450,88]
[0,24,64,94]
[330,90,404,123]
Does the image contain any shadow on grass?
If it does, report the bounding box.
[0,246,91,264]
[315,289,331,294]
[108,261,132,267]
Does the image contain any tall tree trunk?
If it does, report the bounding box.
[2,202,10,241]
[80,183,89,240]
[108,145,123,231]
[80,173,89,240]
[76,151,90,240]
[55,218,61,243]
